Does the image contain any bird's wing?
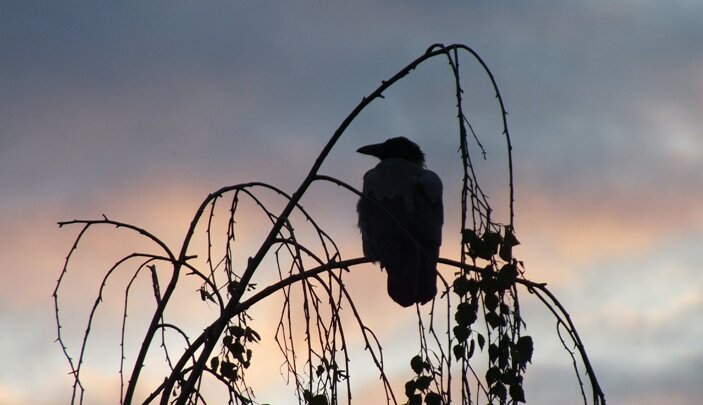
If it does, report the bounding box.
[359,160,443,244]
[415,168,443,245]
[357,160,417,260]
[418,169,443,205]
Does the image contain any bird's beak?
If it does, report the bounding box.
[356,142,385,157]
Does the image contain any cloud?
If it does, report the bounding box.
[598,353,703,404]
[2,1,703,404]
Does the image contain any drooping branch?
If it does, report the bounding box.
[55,43,605,405]
[169,43,504,404]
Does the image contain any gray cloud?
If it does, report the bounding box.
[2,1,701,404]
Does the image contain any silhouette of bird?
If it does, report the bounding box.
[356,137,443,307]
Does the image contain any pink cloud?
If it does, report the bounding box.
[513,176,703,283]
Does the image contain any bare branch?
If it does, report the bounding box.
[55,43,605,405]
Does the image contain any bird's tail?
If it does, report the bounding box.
[383,242,438,307]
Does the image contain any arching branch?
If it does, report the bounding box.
[55,43,605,405]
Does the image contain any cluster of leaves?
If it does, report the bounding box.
[403,355,444,405]
[483,335,533,403]
[298,357,346,405]
[314,357,347,387]
[452,225,533,404]
[462,226,519,264]
[302,389,329,405]
[209,319,262,402]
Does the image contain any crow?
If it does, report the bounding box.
[356,137,443,307]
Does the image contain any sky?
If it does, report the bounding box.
[1,1,702,404]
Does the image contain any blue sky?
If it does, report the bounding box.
[1,1,702,404]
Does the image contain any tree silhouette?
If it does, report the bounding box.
[54,43,606,405]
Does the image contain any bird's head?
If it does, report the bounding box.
[356,137,425,165]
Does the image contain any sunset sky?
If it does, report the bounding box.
[2,1,702,404]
